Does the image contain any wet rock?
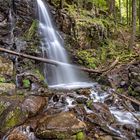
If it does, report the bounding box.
[122,124,135,133]
[0,56,13,76]
[72,104,87,120]
[6,132,28,140]
[136,127,140,137]
[76,88,91,97]
[86,113,107,127]
[88,102,115,124]
[36,112,86,139]
[76,95,88,104]
[5,126,36,140]
[22,96,47,116]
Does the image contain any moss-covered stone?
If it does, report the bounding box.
[0,106,28,133]
[76,131,85,140]
[0,95,28,133]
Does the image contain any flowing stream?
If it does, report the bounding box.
[36,0,140,139]
[37,0,92,89]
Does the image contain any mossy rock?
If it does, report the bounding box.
[25,20,38,40]
[0,106,28,133]
[0,95,27,133]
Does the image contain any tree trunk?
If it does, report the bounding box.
[139,0,140,32]
[126,0,129,25]
[129,0,132,25]
[119,0,122,23]
[129,0,137,49]
[107,0,115,16]
[60,0,64,9]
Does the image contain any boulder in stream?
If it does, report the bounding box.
[22,95,48,117]
[36,112,86,139]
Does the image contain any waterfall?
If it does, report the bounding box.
[37,0,92,89]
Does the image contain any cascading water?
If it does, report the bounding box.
[37,0,92,89]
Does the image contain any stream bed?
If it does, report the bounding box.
[2,83,140,140]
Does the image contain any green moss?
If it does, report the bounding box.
[86,100,93,108]
[4,107,28,132]
[116,88,125,94]
[0,101,9,115]
[77,50,97,69]
[5,107,21,129]
[25,20,38,40]
[0,77,6,83]
[23,79,30,88]
[34,69,45,82]
[76,132,85,140]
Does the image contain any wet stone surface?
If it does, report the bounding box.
[36,112,86,139]
[0,85,140,140]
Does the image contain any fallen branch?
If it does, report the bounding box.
[101,57,119,76]
[122,101,140,123]
[0,47,58,66]
[0,47,103,74]
[114,91,140,106]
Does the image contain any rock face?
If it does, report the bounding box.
[0,83,15,93]
[107,61,140,99]
[0,56,15,94]
[0,56,13,76]
[36,112,86,139]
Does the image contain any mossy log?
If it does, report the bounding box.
[0,47,106,74]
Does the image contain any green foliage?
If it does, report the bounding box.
[23,79,30,88]
[100,47,107,63]
[90,0,107,8]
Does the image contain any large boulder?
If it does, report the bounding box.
[36,112,86,139]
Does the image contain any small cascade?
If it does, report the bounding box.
[8,9,15,48]
[90,88,140,129]
[37,0,92,88]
